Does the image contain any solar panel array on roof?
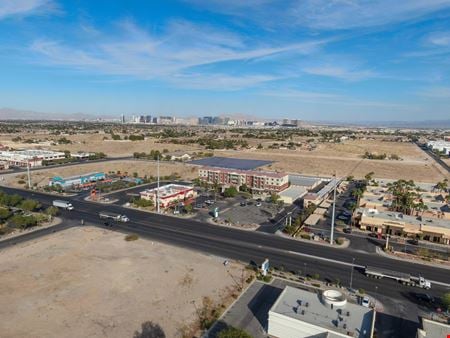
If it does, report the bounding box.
[189,156,272,170]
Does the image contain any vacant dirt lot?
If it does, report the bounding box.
[218,147,449,183]
[0,132,200,158]
[0,226,245,338]
[302,139,427,161]
[3,160,198,188]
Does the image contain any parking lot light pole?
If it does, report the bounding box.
[157,155,160,214]
[349,257,355,291]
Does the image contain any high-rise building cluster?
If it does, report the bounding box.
[121,114,303,127]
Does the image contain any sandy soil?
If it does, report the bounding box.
[0,133,200,158]
[3,160,199,188]
[301,140,427,161]
[0,226,245,338]
[217,149,449,182]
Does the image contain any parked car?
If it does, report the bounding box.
[256,202,262,207]
[368,232,378,238]
[343,227,352,234]
[240,201,247,207]
[362,296,370,307]
[414,293,435,303]
[205,200,215,205]
[407,239,419,245]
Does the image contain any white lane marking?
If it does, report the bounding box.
[288,250,364,268]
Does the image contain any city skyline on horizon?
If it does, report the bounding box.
[0,1,450,121]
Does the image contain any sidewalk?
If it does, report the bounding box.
[376,246,450,270]
[0,216,62,242]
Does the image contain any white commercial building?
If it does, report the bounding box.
[278,185,308,204]
[427,140,450,155]
[140,184,197,209]
[0,150,66,167]
[268,286,375,338]
[416,317,450,338]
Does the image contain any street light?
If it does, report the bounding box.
[349,257,355,291]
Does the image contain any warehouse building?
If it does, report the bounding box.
[140,184,197,210]
[0,150,66,167]
[49,172,106,189]
[278,185,308,204]
[268,286,375,338]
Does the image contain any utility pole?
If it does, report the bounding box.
[349,257,355,291]
[157,155,160,214]
[27,159,31,189]
[330,173,337,245]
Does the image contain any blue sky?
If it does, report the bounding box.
[0,0,450,121]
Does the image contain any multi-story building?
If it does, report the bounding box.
[0,150,66,167]
[158,116,176,124]
[198,167,289,194]
[139,184,197,209]
[0,160,9,170]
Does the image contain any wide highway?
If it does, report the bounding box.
[1,186,449,301]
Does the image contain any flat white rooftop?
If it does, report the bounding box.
[269,286,374,338]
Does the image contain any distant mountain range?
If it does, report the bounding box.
[0,108,116,121]
[1,107,449,129]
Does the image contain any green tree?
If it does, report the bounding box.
[387,179,419,215]
[0,207,11,221]
[364,171,375,182]
[45,206,59,217]
[257,143,263,149]
[269,193,280,204]
[217,327,253,338]
[442,292,450,312]
[224,186,238,198]
[20,199,41,211]
[9,214,38,229]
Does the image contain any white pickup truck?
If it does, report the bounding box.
[52,200,74,210]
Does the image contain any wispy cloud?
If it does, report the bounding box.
[30,19,327,87]
[427,31,450,46]
[0,0,57,19]
[302,65,375,81]
[186,0,450,30]
[419,86,450,98]
[264,89,410,110]
[169,73,283,90]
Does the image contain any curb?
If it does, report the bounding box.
[376,246,450,270]
[203,278,257,338]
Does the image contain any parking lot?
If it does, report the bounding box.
[192,190,283,229]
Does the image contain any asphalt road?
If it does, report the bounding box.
[5,156,134,173]
[2,187,449,303]
[415,141,450,173]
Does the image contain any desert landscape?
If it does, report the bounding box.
[2,160,199,188]
[218,139,449,182]
[0,226,246,338]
